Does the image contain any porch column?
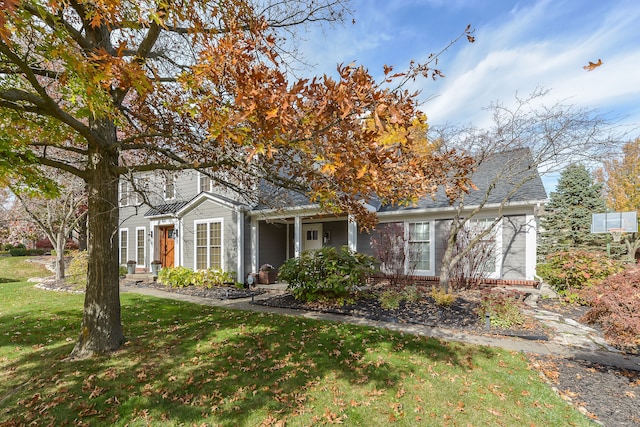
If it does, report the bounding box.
[237,210,244,282]
[348,215,358,252]
[294,216,302,257]
[250,218,258,273]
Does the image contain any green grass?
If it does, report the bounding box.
[0,258,595,426]
[0,255,51,283]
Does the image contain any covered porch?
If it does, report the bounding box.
[247,211,359,279]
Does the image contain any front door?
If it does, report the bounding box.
[159,226,175,268]
[302,223,323,251]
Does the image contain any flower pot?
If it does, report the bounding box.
[259,270,277,284]
[127,263,136,274]
[151,263,161,275]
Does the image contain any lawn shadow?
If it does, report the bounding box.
[1,292,505,426]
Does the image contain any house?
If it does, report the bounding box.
[118,148,547,284]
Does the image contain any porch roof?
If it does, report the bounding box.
[144,201,189,218]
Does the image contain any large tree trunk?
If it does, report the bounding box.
[69,124,124,359]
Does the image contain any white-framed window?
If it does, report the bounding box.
[164,173,175,200]
[119,179,141,207]
[119,229,128,264]
[136,227,146,266]
[194,219,223,270]
[466,217,502,278]
[119,181,131,207]
[198,171,212,193]
[407,221,434,274]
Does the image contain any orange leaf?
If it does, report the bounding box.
[583,59,602,71]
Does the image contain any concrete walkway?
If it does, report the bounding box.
[120,283,640,372]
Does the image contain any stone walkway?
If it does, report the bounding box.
[120,282,640,372]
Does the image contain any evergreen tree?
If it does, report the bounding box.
[539,164,607,255]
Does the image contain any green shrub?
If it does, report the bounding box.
[279,246,375,302]
[403,285,422,303]
[537,250,625,300]
[9,247,27,257]
[430,286,456,307]
[580,265,639,352]
[379,289,402,309]
[192,268,236,288]
[66,251,88,288]
[477,292,525,329]
[157,266,194,288]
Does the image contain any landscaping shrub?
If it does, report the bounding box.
[537,250,624,301]
[430,286,456,307]
[66,251,88,288]
[477,291,525,329]
[580,265,640,352]
[157,266,194,288]
[158,266,237,288]
[35,238,54,250]
[278,246,375,302]
[379,289,403,309]
[378,285,423,309]
[192,268,236,288]
[9,247,28,257]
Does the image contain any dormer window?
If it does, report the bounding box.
[199,171,212,193]
[164,173,175,200]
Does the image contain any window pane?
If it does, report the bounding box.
[408,222,430,271]
[136,229,145,265]
[199,174,211,193]
[410,241,430,270]
[120,230,127,263]
[210,223,221,269]
[119,181,130,206]
[409,222,429,241]
[165,175,175,199]
[196,223,207,270]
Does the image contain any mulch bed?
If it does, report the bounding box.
[529,355,640,426]
[122,280,265,299]
[254,292,549,339]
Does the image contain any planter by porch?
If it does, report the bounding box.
[126,261,136,274]
[258,270,277,284]
[150,261,161,275]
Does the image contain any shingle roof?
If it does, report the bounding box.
[249,147,547,214]
[378,147,547,212]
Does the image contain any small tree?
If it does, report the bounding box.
[432,89,620,291]
[447,220,497,290]
[370,222,416,286]
[11,170,87,281]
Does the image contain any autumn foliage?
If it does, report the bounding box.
[536,250,625,301]
[0,0,474,356]
[581,265,640,353]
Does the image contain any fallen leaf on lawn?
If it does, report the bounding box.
[487,408,503,417]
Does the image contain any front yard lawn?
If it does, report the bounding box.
[0,260,593,426]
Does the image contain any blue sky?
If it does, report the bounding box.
[293,0,640,191]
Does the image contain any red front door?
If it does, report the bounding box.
[159,226,175,268]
